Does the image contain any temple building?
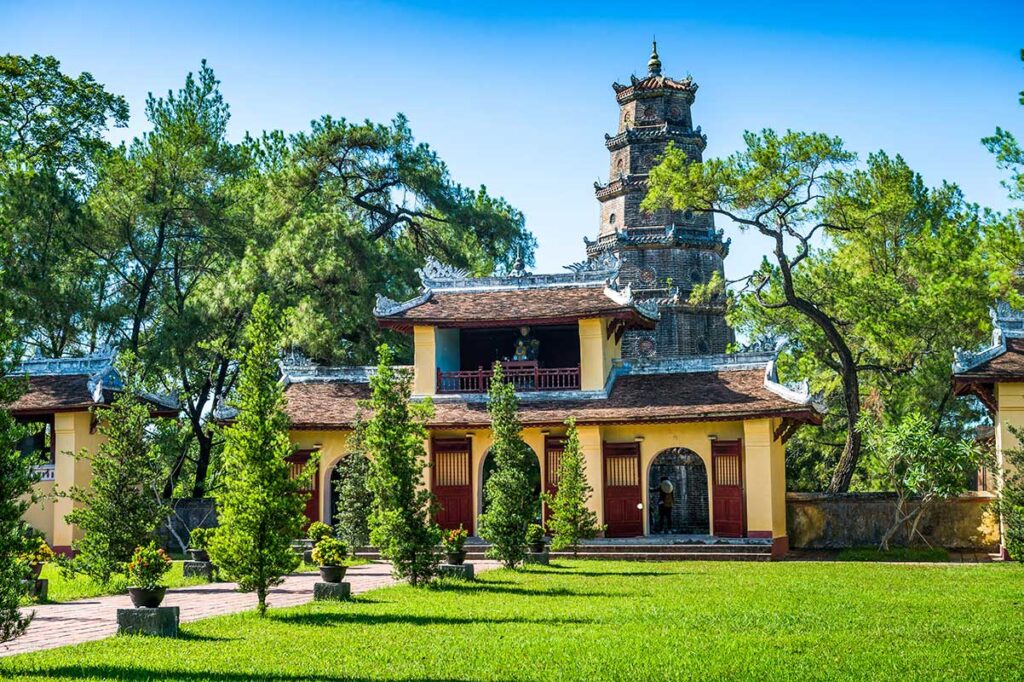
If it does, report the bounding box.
[953,302,1024,559]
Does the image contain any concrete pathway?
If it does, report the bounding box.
[1,560,498,658]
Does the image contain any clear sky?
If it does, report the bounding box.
[2,0,1022,278]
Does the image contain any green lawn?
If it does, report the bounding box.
[3,560,1022,680]
[836,547,951,562]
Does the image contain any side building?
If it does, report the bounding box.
[281,258,822,558]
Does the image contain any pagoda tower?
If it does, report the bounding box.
[586,42,733,359]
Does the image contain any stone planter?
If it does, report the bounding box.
[28,563,43,580]
[529,542,546,554]
[187,548,210,562]
[318,565,346,584]
[128,586,167,609]
[445,550,466,566]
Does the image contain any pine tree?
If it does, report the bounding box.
[478,362,534,568]
[0,337,36,643]
[333,443,373,555]
[207,295,306,615]
[545,418,602,556]
[363,344,439,585]
[66,354,168,584]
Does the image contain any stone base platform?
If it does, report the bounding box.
[183,561,214,580]
[20,578,47,601]
[524,551,549,565]
[313,581,351,601]
[437,563,474,580]
[116,606,179,637]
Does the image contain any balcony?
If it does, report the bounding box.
[33,465,55,482]
[437,361,581,394]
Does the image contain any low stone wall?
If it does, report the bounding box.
[159,498,218,552]
[786,492,1000,550]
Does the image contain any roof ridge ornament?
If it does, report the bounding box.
[416,256,470,285]
[373,290,432,317]
[564,251,621,275]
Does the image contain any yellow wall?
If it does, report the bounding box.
[996,382,1024,485]
[578,318,621,391]
[25,410,104,549]
[413,325,437,395]
[294,416,790,540]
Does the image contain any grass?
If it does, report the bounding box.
[3,560,1022,680]
[837,547,951,562]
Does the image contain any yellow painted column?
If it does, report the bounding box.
[577,425,604,527]
[578,318,607,391]
[995,383,1024,554]
[413,325,437,396]
[741,418,787,542]
[51,412,78,552]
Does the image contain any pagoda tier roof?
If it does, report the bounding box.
[5,353,178,416]
[374,256,658,331]
[612,74,698,103]
[279,355,823,431]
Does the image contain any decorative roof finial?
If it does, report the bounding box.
[648,38,662,76]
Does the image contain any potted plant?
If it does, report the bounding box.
[20,538,56,580]
[311,537,349,583]
[441,526,469,565]
[187,527,214,562]
[526,524,546,554]
[304,521,333,563]
[126,542,173,608]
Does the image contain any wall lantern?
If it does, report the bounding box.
[708,434,718,441]
[634,436,645,443]
[636,503,644,510]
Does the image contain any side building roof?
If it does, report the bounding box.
[953,303,1024,413]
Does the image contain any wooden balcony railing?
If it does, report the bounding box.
[437,362,581,394]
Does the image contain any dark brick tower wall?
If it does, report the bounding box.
[586,44,733,359]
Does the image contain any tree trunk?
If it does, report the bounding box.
[827,364,863,493]
[191,431,213,499]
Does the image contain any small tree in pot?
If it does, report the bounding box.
[311,537,349,583]
[126,543,173,608]
[187,527,214,563]
[525,524,546,554]
[441,526,468,565]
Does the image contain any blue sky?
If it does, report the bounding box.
[2,0,1022,277]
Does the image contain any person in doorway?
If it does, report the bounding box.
[658,477,675,533]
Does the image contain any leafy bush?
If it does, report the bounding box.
[307,521,333,544]
[525,524,545,546]
[1001,425,1024,561]
[19,538,55,566]
[311,537,348,566]
[545,418,602,555]
[126,543,172,590]
[333,451,373,554]
[188,527,214,550]
[441,526,468,553]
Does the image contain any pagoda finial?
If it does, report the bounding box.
[648,38,662,76]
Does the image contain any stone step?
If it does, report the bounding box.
[354,544,772,562]
[547,551,771,562]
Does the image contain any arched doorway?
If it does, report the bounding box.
[480,445,542,524]
[648,448,709,535]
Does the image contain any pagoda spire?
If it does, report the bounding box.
[647,38,662,76]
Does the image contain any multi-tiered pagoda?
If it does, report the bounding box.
[586,42,733,359]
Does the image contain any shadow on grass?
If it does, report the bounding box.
[270,611,592,628]
[430,582,624,598]
[0,665,476,681]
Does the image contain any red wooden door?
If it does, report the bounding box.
[712,440,745,538]
[603,442,643,537]
[286,449,320,527]
[432,438,473,534]
[542,436,567,526]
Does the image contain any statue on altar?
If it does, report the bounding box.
[512,326,540,362]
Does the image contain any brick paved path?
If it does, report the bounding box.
[1,560,498,658]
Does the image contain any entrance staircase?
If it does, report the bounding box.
[355,536,773,562]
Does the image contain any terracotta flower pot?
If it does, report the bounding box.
[188,549,210,562]
[319,565,346,583]
[128,586,167,608]
[446,550,466,565]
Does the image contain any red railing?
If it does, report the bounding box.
[437,362,581,394]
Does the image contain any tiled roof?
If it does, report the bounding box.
[954,338,1024,380]
[376,285,657,330]
[282,368,819,430]
[5,374,108,415]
